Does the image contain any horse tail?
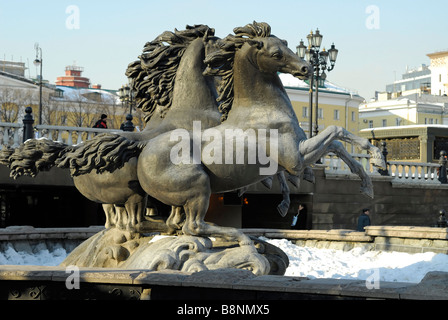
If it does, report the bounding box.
[56,133,147,176]
[0,138,71,179]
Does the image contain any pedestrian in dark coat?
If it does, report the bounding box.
[357,208,371,231]
[93,114,108,129]
[291,204,308,230]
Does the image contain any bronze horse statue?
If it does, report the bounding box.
[0,24,289,233]
[0,25,221,232]
[0,22,384,240]
[136,22,385,245]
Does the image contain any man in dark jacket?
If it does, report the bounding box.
[357,208,371,232]
[93,114,108,129]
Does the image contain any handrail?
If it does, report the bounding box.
[321,152,443,184]
[0,122,122,148]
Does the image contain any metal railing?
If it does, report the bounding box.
[321,147,446,185]
[0,121,121,149]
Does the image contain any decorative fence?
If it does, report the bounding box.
[0,121,121,149]
[321,151,446,185]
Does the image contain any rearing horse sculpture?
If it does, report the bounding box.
[0,22,384,238]
[136,22,385,245]
[0,25,222,232]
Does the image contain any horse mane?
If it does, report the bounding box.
[126,25,215,122]
[56,133,147,176]
[0,139,71,179]
[203,21,272,122]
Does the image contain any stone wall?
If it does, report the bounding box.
[244,226,448,254]
[241,166,448,231]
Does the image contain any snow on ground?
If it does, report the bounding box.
[0,242,68,266]
[264,238,448,283]
[2,238,448,283]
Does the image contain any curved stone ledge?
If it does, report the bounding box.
[365,225,448,240]
[0,265,446,300]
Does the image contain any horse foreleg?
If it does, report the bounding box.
[300,125,385,169]
[327,141,374,199]
[276,171,290,217]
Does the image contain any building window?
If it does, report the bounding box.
[334,109,340,120]
[302,106,308,118]
[318,108,323,119]
[351,111,356,122]
[368,120,373,128]
[382,119,387,127]
[396,118,401,126]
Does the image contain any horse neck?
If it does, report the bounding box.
[230,48,297,125]
[162,38,220,129]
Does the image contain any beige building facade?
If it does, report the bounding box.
[280,74,364,140]
[427,50,448,96]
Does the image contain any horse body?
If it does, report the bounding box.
[137,22,385,244]
[137,29,312,244]
[0,26,221,232]
[73,35,221,231]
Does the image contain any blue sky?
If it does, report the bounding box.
[1,0,447,100]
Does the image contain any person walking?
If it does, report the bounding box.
[93,114,108,129]
[291,204,308,230]
[357,208,371,232]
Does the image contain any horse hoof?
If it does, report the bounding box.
[370,157,386,169]
[360,186,374,199]
[277,203,289,217]
[239,235,254,246]
[261,177,273,189]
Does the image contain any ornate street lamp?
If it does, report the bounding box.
[118,84,135,131]
[297,29,338,137]
[33,43,43,125]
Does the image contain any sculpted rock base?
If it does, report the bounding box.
[60,228,289,276]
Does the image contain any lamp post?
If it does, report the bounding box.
[33,43,43,125]
[118,84,135,131]
[297,30,338,137]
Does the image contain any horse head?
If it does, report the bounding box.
[248,36,311,80]
[233,22,311,80]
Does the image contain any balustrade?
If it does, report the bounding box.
[321,150,444,185]
[0,122,121,150]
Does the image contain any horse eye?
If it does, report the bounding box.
[272,52,282,59]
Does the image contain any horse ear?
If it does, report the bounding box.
[247,40,263,49]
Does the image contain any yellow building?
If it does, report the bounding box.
[359,93,448,131]
[280,74,364,140]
